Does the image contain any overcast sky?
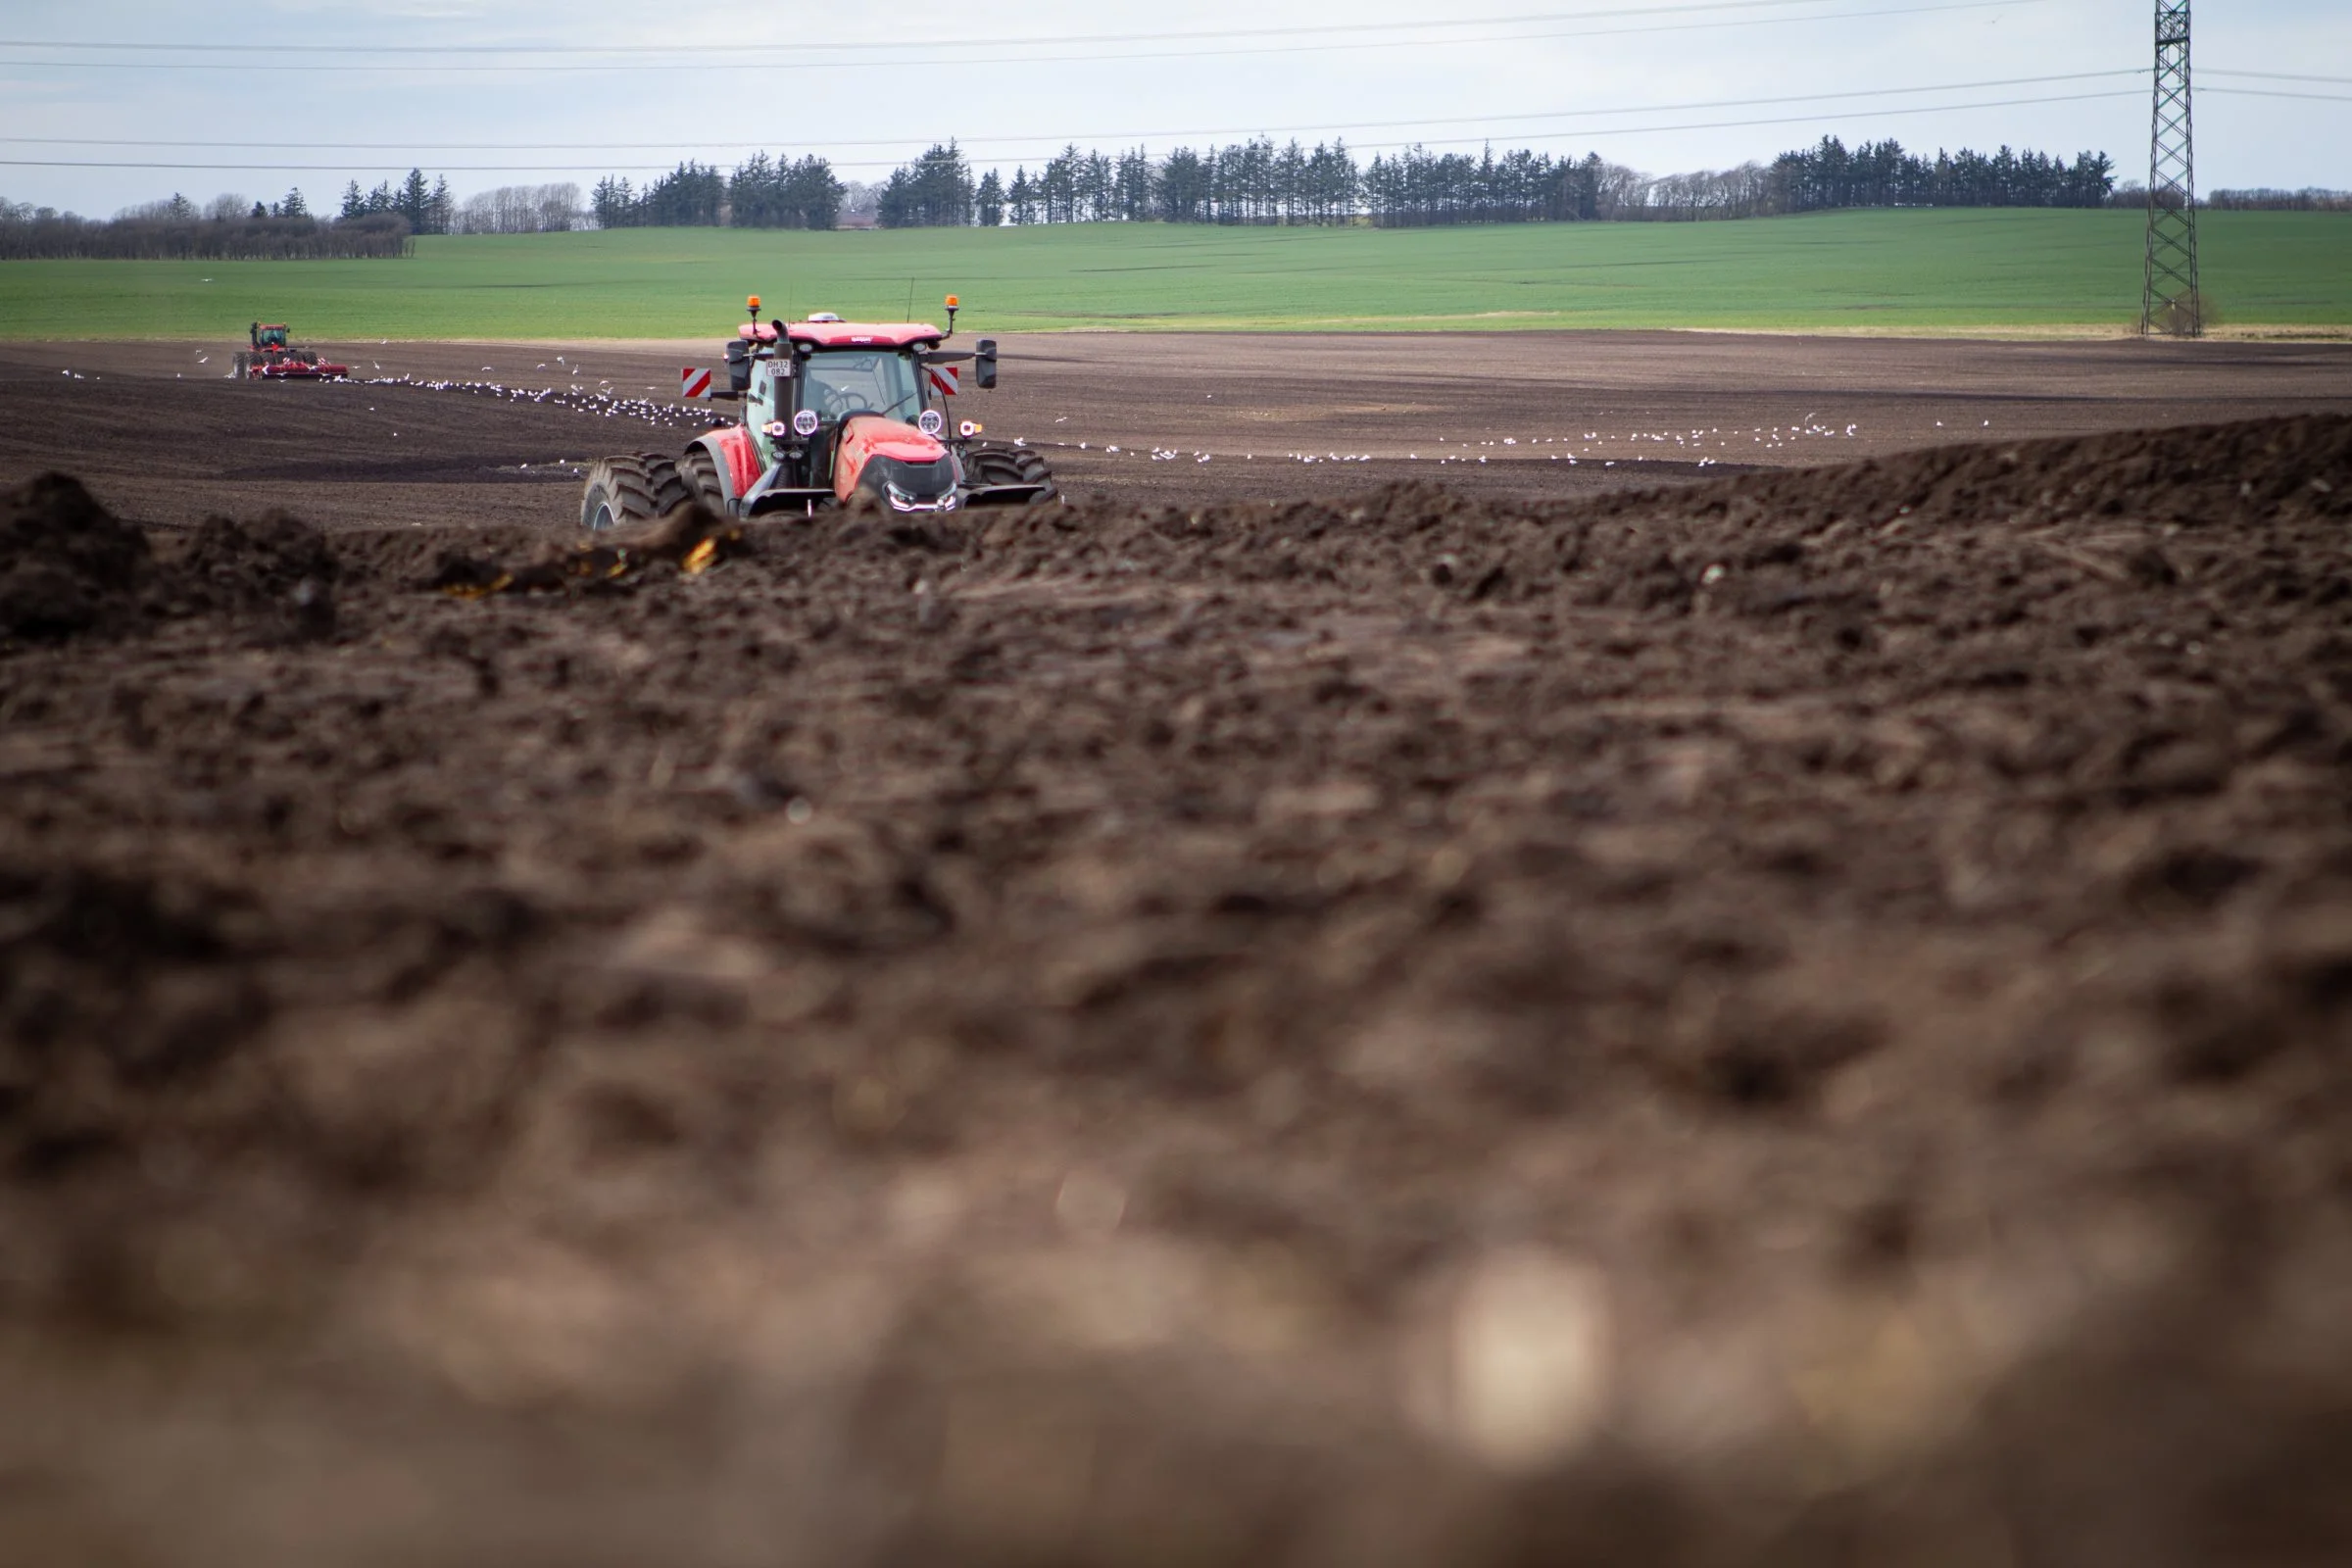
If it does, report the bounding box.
[2,0,2345,217]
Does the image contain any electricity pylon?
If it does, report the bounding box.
[2141,0,2200,337]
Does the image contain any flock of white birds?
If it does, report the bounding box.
[130,350,2011,482]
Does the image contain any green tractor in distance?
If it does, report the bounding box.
[232,322,349,381]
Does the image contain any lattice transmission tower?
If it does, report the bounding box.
[2141,0,2200,336]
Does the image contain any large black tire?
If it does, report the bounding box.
[678,446,726,511]
[579,452,691,533]
[961,441,1056,502]
[231,352,249,379]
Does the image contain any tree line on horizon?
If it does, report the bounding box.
[337,171,453,234]
[600,133,2130,232]
[0,166,579,259]
[341,170,608,237]
[0,188,411,261]
[355,176,605,236]
[591,155,844,231]
[3,135,2342,261]
[2206,187,2352,212]
[0,170,449,260]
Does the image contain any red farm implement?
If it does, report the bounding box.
[232,323,349,381]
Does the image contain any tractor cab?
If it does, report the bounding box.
[251,323,291,351]
[743,341,938,487]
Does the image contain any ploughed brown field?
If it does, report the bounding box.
[2,333,2350,1566]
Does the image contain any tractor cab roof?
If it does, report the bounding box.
[739,319,943,351]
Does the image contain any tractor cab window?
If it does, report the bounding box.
[256,327,288,348]
[801,349,922,423]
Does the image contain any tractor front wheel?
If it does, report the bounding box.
[961,441,1057,502]
[678,446,726,511]
[579,452,691,533]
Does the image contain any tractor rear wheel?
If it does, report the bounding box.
[962,441,1057,502]
[678,446,726,511]
[579,452,692,533]
[232,353,249,379]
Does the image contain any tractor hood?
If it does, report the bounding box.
[836,414,958,511]
[839,415,949,467]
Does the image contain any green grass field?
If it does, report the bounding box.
[1,209,2345,340]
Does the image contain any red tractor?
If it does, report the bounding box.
[232,323,349,381]
[578,294,1054,531]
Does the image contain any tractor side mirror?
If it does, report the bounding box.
[974,339,998,391]
[724,337,752,393]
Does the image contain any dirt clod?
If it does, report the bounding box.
[174,510,339,639]
[0,471,150,642]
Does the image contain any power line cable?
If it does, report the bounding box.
[0,0,1974,56]
[2204,86,2352,104]
[0,0,2040,74]
[0,70,2151,153]
[0,87,2164,174]
[2202,69,2352,86]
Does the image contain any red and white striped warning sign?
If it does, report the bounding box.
[680,367,712,399]
[926,363,960,397]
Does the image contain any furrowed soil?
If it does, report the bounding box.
[9,331,2352,524]
[1,334,2351,1566]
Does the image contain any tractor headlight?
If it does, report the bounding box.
[885,481,959,514]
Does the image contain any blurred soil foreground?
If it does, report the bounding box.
[2,416,2350,1565]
